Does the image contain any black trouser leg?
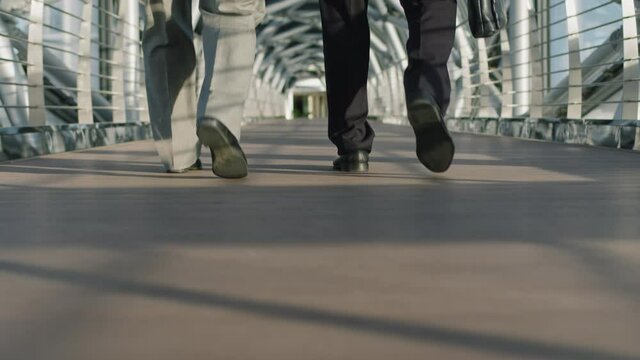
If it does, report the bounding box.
[319,0,375,155]
[400,0,457,115]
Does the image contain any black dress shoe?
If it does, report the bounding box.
[333,150,369,172]
[166,159,203,173]
[197,117,248,179]
[407,97,455,173]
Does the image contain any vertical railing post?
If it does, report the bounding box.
[528,1,544,119]
[500,29,514,118]
[621,0,640,120]
[385,69,396,117]
[395,65,405,116]
[77,0,94,124]
[138,0,150,123]
[27,0,47,125]
[509,0,532,117]
[477,38,497,117]
[369,49,384,116]
[460,53,473,118]
[125,0,142,121]
[112,0,127,123]
[620,0,640,149]
[454,20,474,118]
[564,0,582,119]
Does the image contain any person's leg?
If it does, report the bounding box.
[194,0,264,178]
[400,0,457,173]
[142,0,200,172]
[401,0,457,113]
[197,0,264,139]
[319,0,374,157]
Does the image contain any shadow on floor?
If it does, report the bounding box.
[0,258,636,360]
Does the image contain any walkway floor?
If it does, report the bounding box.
[1,119,639,360]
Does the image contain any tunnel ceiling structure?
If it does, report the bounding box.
[255,0,486,95]
[256,0,417,91]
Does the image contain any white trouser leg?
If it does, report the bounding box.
[143,0,199,171]
[143,0,264,170]
[196,1,264,139]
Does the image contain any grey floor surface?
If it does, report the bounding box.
[0,119,639,360]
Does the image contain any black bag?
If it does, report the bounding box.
[468,0,507,38]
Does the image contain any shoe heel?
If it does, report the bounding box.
[341,162,369,172]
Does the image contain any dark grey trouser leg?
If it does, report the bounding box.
[400,0,457,114]
[319,0,375,155]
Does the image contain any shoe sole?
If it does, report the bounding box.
[407,100,455,173]
[197,119,248,179]
[333,162,369,172]
[166,159,203,174]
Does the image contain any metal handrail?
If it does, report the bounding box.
[0,0,148,126]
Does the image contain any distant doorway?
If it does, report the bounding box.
[293,92,327,119]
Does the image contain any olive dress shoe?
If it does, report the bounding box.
[166,159,203,173]
[407,96,455,173]
[197,117,248,179]
[333,150,369,172]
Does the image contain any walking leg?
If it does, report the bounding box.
[142,0,199,171]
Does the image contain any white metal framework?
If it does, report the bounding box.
[1,0,639,155]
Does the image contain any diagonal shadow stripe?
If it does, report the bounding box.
[0,259,637,360]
